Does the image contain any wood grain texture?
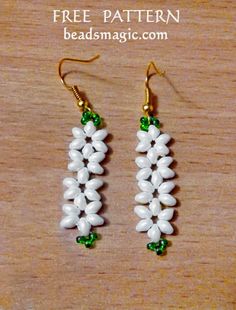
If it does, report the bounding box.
[0,1,236,309]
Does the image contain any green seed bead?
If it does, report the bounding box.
[147,242,158,251]
[82,110,92,121]
[90,232,98,241]
[92,113,101,126]
[81,117,88,125]
[76,236,86,244]
[140,123,149,132]
[85,241,92,248]
[160,238,168,248]
[156,248,164,256]
[140,116,149,125]
[150,116,160,128]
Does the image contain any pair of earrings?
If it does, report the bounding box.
[59,55,177,256]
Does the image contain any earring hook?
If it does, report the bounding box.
[58,54,100,112]
[143,61,165,115]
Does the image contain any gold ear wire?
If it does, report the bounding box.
[58,55,100,112]
[143,61,165,115]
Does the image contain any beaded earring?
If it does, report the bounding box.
[134,62,177,256]
[58,55,108,248]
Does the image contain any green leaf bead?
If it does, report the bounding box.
[92,113,102,127]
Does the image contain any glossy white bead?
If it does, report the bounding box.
[87,162,104,174]
[159,194,176,206]
[63,177,78,188]
[89,152,105,163]
[157,156,173,167]
[92,129,108,141]
[158,166,175,179]
[62,204,80,215]
[64,186,80,200]
[137,130,152,142]
[69,139,86,150]
[158,181,175,194]
[138,180,154,193]
[147,224,161,242]
[155,144,169,156]
[151,171,163,188]
[135,141,151,153]
[68,160,84,172]
[158,208,174,221]
[77,218,91,236]
[72,127,85,139]
[85,178,103,190]
[84,121,96,137]
[148,125,160,140]
[157,220,174,234]
[60,215,78,229]
[74,193,86,210]
[68,150,83,161]
[135,192,153,204]
[86,214,104,226]
[156,133,171,145]
[136,219,153,232]
[135,156,151,169]
[134,205,152,219]
[149,198,161,216]
[136,168,152,181]
[77,167,89,184]
[147,147,158,164]
[84,189,101,201]
[92,141,108,153]
[82,143,94,159]
[85,201,102,214]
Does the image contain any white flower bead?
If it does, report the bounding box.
[149,198,161,216]
[89,152,105,163]
[86,214,104,226]
[135,141,151,153]
[68,160,84,172]
[157,156,173,167]
[158,208,174,221]
[84,121,96,137]
[60,215,78,229]
[136,219,153,232]
[68,150,83,161]
[135,157,151,169]
[135,192,153,204]
[64,186,80,200]
[85,178,103,190]
[92,141,108,153]
[85,201,102,214]
[87,162,104,174]
[159,194,176,206]
[69,139,86,150]
[155,144,169,156]
[63,177,78,188]
[158,166,175,179]
[82,143,94,159]
[77,167,89,184]
[136,168,152,180]
[156,133,171,145]
[77,218,91,236]
[137,130,152,142]
[84,189,101,201]
[134,205,152,219]
[147,147,158,164]
[151,171,163,188]
[72,127,86,139]
[157,220,174,234]
[74,193,86,210]
[92,129,108,141]
[138,180,155,193]
[158,181,175,194]
[148,125,160,140]
[147,224,161,242]
[62,204,80,216]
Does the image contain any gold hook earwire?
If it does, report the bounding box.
[143,61,165,116]
[58,55,100,112]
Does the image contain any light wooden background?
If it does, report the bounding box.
[1,1,236,309]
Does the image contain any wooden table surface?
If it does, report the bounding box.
[1,1,236,309]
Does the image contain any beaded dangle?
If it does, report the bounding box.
[58,55,108,248]
[134,62,177,256]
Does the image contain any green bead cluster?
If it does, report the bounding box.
[76,232,98,248]
[140,116,160,131]
[147,238,168,256]
[81,110,102,127]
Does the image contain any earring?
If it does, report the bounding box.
[134,62,177,256]
[58,55,108,248]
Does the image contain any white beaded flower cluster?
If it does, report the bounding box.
[60,120,108,237]
[135,124,176,243]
